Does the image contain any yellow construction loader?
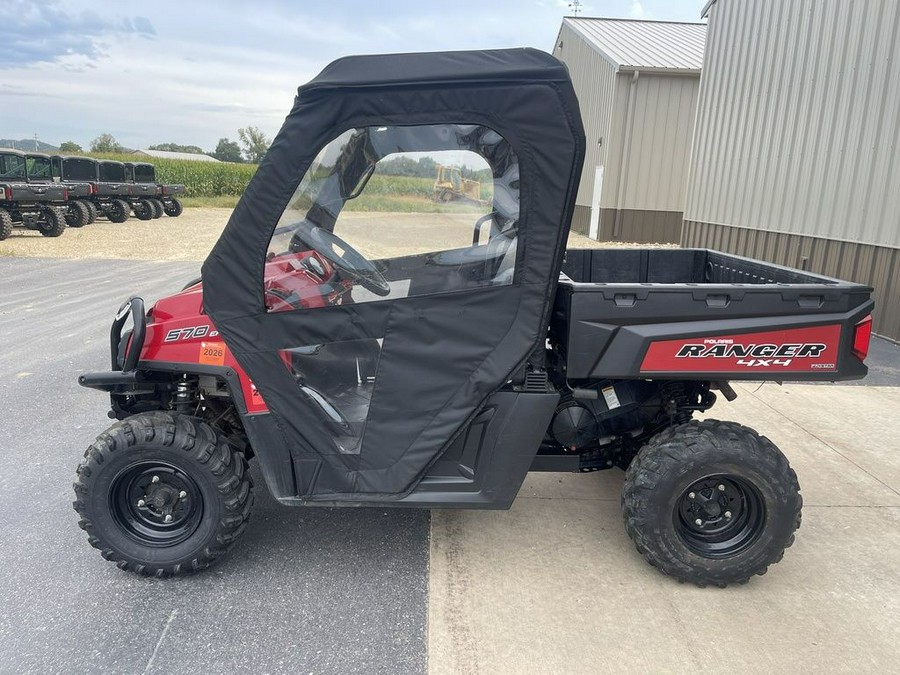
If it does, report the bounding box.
[433,164,482,203]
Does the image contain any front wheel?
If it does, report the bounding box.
[83,200,98,224]
[73,412,254,576]
[164,198,183,217]
[622,420,801,587]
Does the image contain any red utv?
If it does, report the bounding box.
[73,49,873,586]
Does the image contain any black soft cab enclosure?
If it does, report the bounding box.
[202,48,585,501]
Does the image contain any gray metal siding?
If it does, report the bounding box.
[554,23,619,209]
[685,0,900,249]
[683,221,900,342]
[617,73,700,212]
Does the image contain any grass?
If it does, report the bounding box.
[181,196,241,208]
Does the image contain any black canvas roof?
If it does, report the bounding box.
[302,48,576,91]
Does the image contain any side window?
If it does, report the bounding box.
[265,124,520,312]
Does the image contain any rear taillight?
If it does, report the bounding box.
[90,182,97,194]
[159,185,166,196]
[852,314,873,361]
[3,186,11,200]
[63,188,69,200]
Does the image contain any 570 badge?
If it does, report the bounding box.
[164,325,219,342]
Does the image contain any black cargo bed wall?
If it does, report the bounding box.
[561,249,844,285]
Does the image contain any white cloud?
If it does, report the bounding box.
[629,1,649,19]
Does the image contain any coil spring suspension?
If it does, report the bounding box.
[173,375,196,414]
[660,381,693,425]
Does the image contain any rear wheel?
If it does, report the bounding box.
[0,209,12,240]
[622,419,801,587]
[135,199,154,220]
[38,208,66,237]
[73,412,253,577]
[65,200,90,227]
[164,198,183,217]
[107,199,130,223]
[149,198,164,218]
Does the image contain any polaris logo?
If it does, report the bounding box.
[676,343,827,359]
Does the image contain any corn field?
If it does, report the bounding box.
[87,153,256,198]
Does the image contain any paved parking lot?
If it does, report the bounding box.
[2,255,899,674]
[0,258,427,674]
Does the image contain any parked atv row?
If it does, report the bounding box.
[0,147,185,240]
[0,149,68,239]
[45,154,184,224]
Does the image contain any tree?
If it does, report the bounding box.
[237,126,270,163]
[212,137,243,163]
[90,133,125,153]
[148,142,205,154]
[59,141,83,153]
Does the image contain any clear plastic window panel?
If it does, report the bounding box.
[265,124,520,312]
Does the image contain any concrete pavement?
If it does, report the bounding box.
[429,383,900,675]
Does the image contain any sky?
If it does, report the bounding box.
[1,0,704,152]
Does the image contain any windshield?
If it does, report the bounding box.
[0,154,26,181]
[62,158,98,181]
[133,164,155,183]
[99,162,126,182]
[26,156,52,181]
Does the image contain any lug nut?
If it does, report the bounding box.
[688,492,696,499]
[724,511,732,519]
[164,514,173,523]
[151,475,160,483]
[695,518,703,526]
[179,491,187,499]
[137,499,145,507]
[718,484,726,492]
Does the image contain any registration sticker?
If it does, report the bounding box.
[199,342,226,366]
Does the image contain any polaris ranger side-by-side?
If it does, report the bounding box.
[23,152,92,227]
[73,50,874,586]
[0,148,67,239]
[123,162,163,220]
[51,155,131,223]
[124,161,185,218]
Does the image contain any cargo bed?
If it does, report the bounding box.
[553,248,874,381]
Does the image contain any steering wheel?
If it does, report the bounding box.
[288,220,391,297]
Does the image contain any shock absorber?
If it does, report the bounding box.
[660,381,693,425]
[173,374,195,414]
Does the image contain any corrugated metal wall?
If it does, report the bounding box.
[685,0,900,249]
[553,24,618,210]
[612,73,700,212]
[556,25,701,242]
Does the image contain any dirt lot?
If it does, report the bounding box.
[0,208,668,262]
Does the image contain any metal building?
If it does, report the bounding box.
[684,0,900,341]
[553,18,706,242]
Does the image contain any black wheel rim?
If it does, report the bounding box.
[674,475,766,558]
[110,461,204,547]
